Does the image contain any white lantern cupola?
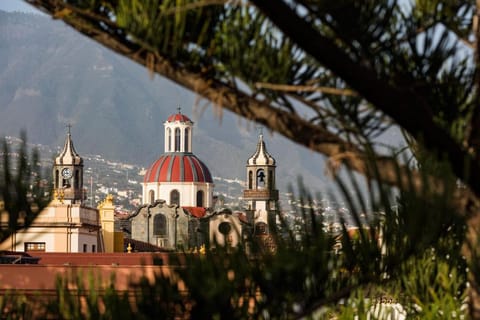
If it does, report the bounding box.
[164,108,193,153]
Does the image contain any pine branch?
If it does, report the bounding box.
[250,0,480,199]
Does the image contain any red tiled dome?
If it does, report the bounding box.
[166,113,192,123]
[144,154,213,183]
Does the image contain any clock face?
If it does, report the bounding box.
[61,168,72,179]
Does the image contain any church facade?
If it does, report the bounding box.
[0,129,104,253]
[0,110,279,253]
[130,110,279,251]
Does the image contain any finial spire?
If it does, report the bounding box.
[177,106,182,114]
[256,125,263,136]
[66,123,72,135]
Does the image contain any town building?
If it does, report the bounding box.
[0,110,280,254]
[0,129,104,253]
[130,110,279,251]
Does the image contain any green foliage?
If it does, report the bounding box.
[0,160,467,319]
[0,291,37,319]
[0,132,50,243]
[9,0,480,318]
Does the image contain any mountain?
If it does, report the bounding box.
[0,10,337,194]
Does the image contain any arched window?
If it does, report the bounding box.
[175,128,181,151]
[248,171,253,189]
[167,128,172,151]
[184,128,190,152]
[149,190,155,204]
[170,190,180,205]
[196,190,204,207]
[74,170,79,189]
[268,170,273,189]
[153,214,167,236]
[255,222,268,235]
[55,170,59,188]
[256,169,265,189]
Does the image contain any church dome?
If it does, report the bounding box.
[144,153,213,183]
[166,112,192,123]
[247,134,275,166]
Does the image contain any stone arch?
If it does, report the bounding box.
[153,214,167,236]
[256,168,266,189]
[185,127,190,152]
[170,189,180,205]
[175,128,181,151]
[149,190,155,204]
[167,127,172,151]
[196,190,204,207]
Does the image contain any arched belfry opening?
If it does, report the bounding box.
[175,128,181,152]
[257,169,266,189]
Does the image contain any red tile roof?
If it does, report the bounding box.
[166,113,192,123]
[183,207,207,218]
[144,154,213,183]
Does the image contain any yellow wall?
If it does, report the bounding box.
[98,195,115,253]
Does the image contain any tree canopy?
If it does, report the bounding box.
[10,0,480,317]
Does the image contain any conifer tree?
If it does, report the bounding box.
[0,132,49,243]
[10,0,480,317]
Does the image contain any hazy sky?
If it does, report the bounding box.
[0,0,41,13]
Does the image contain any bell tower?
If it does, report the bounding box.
[53,125,85,204]
[243,133,278,236]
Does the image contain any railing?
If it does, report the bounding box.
[243,189,278,200]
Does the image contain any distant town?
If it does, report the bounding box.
[3,135,350,232]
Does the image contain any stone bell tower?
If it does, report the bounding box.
[243,133,278,236]
[53,126,85,204]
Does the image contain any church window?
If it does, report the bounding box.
[256,169,265,189]
[170,190,180,205]
[83,244,87,252]
[167,128,172,151]
[92,245,96,252]
[185,128,190,152]
[149,190,155,204]
[218,222,232,235]
[248,171,253,189]
[269,200,276,210]
[62,178,70,188]
[175,128,181,151]
[154,214,167,236]
[25,242,45,252]
[255,222,268,235]
[157,238,168,247]
[196,190,204,207]
[55,170,59,189]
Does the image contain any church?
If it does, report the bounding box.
[129,110,279,251]
[0,128,106,253]
[0,109,279,253]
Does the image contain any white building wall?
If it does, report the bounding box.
[144,182,214,207]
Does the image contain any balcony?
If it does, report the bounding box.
[243,189,278,200]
